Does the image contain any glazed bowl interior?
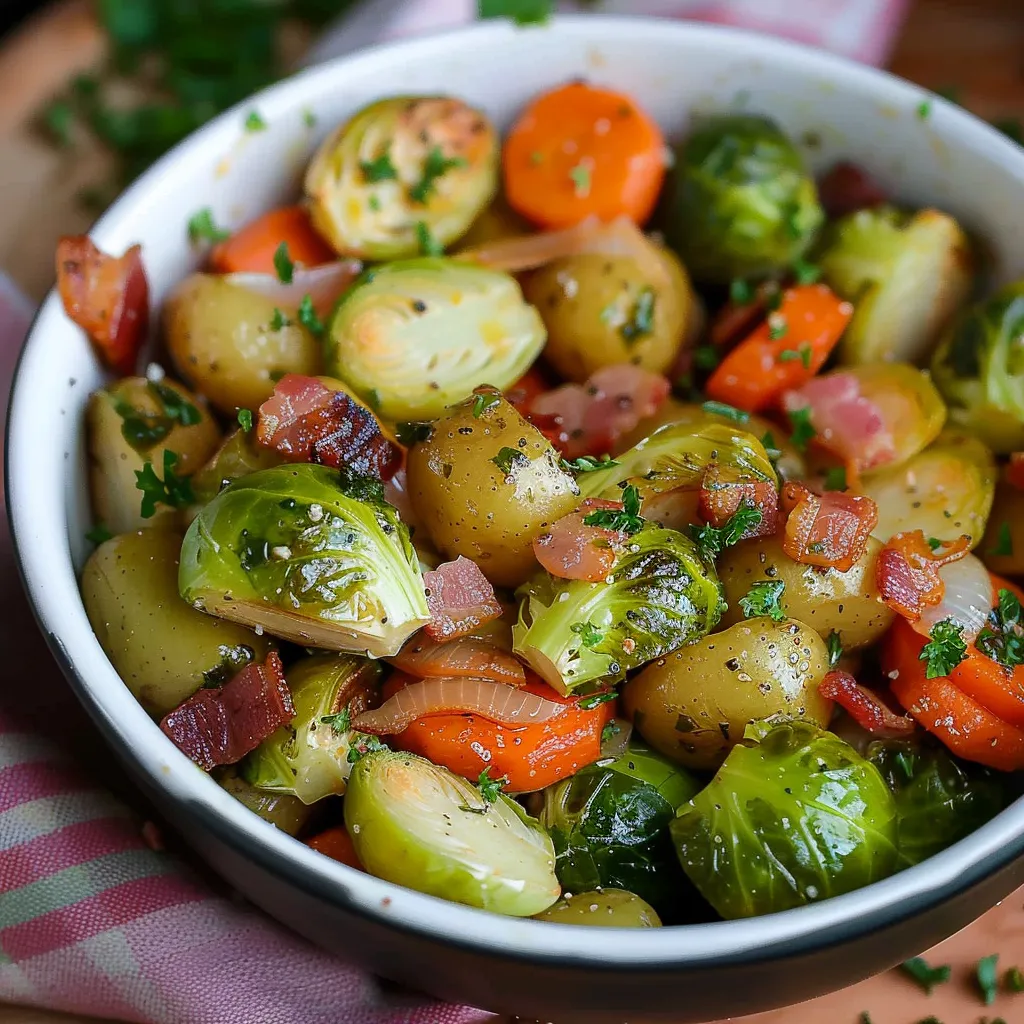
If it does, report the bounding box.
[9,12,1024,1014]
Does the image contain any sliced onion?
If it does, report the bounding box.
[913,552,993,643]
[387,634,525,685]
[226,259,362,318]
[352,677,564,735]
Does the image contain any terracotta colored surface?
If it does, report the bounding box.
[2,2,1024,1023]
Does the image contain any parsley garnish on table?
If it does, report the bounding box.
[900,956,952,994]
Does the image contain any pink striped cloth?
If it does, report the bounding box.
[0,3,909,1020]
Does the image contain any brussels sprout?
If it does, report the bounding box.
[344,750,560,916]
[179,465,429,657]
[215,768,313,836]
[670,720,899,919]
[325,259,545,421]
[533,889,661,927]
[867,738,1007,867]
[931,280,1024,452]
[512,522,722,695]
[663,113,823,283]
[87,376,221,535]
[540,742,699,914]
[819,206,973,366]
[859,430,996,548]
[189,428,283,509]
[242,653,382,804]
[580,422,777,531]
[305,96,499,261]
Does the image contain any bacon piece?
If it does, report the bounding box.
[698,464,779,538]
[529,364,670,459]
[422,556,502,642]
[160,652,294,771]
[818,161,888,219]
[819,669,915,738]
[780,482,878,572]
[256,374,401,480]
[876,529,972,620]
[1007,453,1024,491]
[388,634,526,685]
[533,498,625,582]
[56,236,149,375]
[783,373,896,473]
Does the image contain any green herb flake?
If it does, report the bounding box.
[529,151,544,165]
[702,400,750,424]
[477,0,553,25]
[578,690,617,710]
[582,483,645,536]
[901,956,952,994]
[395,421,434,446]
[917,99,933,120]
[928,536,943,551]
[976,588,1024,670]
[778,342,813,369]
[150,381,200,426]
[303,108,317,128]
[858,1014,873,1024]
[298,294,326,338]
[826,630,843,669]
[360,149,398,183]
[134,449,194,518]
[273,242,294,284]
[86,524,113,546]
[978,954,1000,1006]
[919,619,968,679]
[346,733,387,764]
[729,278,753,305]
[824,466,848,492]
[990,521,1014,557]
[767,314,789,341]
[237,409,253,432]
[689,500,763,561]
[787,406,816,452]
[570,621,605,649]
[792,258,821,285]
[569,161,592,197]
[491,446,530,476]
[600,719,621,748]
[472,391,501,418]
[270,308,290,331]
[409,145,466,204]
[416,220,444,257]
[693,345,720,370]
[561,454,619,473]
[760,431,782,461]
[1004,965,1024,992]
[738,579,786,622]
[620,288,656,343]
[477,767,508,803]
[244,110,267,132]
[368,194,381,212]
[187,207,230,245]
[320,708,351,734]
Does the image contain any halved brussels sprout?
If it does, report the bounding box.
[512,522,722,695]
[533,889,661,927]
[522,244,697,382]
[819,206,973,366]
[623,617,832,770]
[344,750,560,916]
[931,280,1024,452]
[179,465,429,657]
[305,96,499,260]
[87,376,221,535]
[242,653,382,804]
[215,768,313,836]
[858,429,996,548]
[867,738,1007,867]
[670,720,899,918]
[580,422,777,531]
[405,391,579,588]
[663,113,823,283]
[325,259,545,421]
[540,742,699,914]
[189,428,283,509]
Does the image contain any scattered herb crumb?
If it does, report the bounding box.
[416,221,444,256]
[787,406,816,452]
[739,579,786,622]
[702,400,750,424]
[977,953,1000,1005]
[901,956,952,994]
[269,308,290,331]
[472,391,501,418]
[237,409,253,432]
[273,242,294,284]
[187,207,230,245]
[569,161,592,198]
[826,630,843,668]
[917,99,933,120]
[244,110,267,132]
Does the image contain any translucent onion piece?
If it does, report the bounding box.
[226,260,362,318]
[352,677,565,735]
[913,552,993,643]
[386,634,526,685]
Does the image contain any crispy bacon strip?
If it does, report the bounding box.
[818,161,888,219]
[56,236,149,375]
[160,652,294,771]
[819,669,915,738]
[699,464,778,538]
[256,374,401,480]
[533,498,625,582]
[780,482,878,572]
[423,556,503,642]
[876,529,972,620]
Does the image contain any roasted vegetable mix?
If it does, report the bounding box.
[66,77,1021,926]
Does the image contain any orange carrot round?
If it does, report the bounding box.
[704,283,853,413]
[306,826,364,870]
[503,83,665,229]
[210,205,336,275]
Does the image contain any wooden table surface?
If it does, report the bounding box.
[2,1,1024,1022]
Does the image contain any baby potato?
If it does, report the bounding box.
[87,376,221,535]
[216,769,313,836]
[164,273,320,414]
[533,889,661,928]
[717,535,894,649]
[522,246,696,382]
[406,391,579,588]
[980,470,1024,577]
[623,617,832,770]
[81,527,271,717]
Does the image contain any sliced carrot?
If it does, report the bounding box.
[503,83,665,229]
[704,284,853,413]
[306,826,364,870]
[210,205,335,275]
[382,672,614,793]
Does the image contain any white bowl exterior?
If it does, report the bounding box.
[10,15,1024,968]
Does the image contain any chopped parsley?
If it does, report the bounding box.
[990,521,1014,557]
[582,484,645,535]
[472,391,502,418]
[416,220,444,256]
[561,454,619,473]
[1005,965,1024,992]
[237,409,253,432]
[693,345,720,370]
[244,109,267,132]
[409,146,466,204]
[298,294,326,338]
[729,278,753,305]
[85,524,113,546]
[360,149,398,183]
[702,400,749,424]
[395,421,434,446]
[187,207,230,245]
[320,708,351,734]
[346,733,387,764]
[491,446,529,476]
[778,342,813,369]
[368,194,381,212]
[269,308,290,330]
[826,630,843,669]
[569,162,592,197]
[823,466,848,492]
[792,257,821,285]
[917,99,933,120]
[150,381,201,426]
[135,449,194,518]
[976,588,1024,670]
[477,0,553,25]
[273,242,294,284]
[977,953,1000,1006]
[901,956,952,994]
[738,579,786,622]
[578,690,617,710]
[767,314,788,341]
[571,621,604,649]
[114,382,200,450]
[689,501,763,560]
[858,1014,873,1024]
[760,431,782,462]
[928,536,943,551]
[477,767,508,803]
[303,108,317,128]
[620,288,656,343]
[919,618,968,679]
[787,406,816,452]
[600,719,622,749]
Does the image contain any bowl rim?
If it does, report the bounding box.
[8,12,1024,970]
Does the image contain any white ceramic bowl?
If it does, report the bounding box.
[9,17,1024,1023]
